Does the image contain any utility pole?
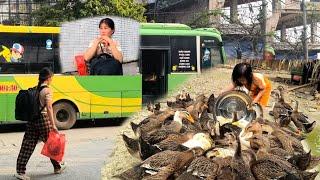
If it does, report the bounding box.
[27,0,32,25]
[230,0,238,23]
[16,0,20,25]
[302,0,308,61]
[8,0,11,20]
[261,0,267,48]
[153,0,159,22]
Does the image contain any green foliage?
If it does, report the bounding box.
[32,0,146,26]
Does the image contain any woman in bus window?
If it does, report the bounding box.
[221,62,272,107]
[83,18,123,75]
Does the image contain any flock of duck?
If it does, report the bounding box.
[116,87,319,180]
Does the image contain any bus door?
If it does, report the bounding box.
[140,49,168,102]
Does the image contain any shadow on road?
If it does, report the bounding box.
[0,118,127,133]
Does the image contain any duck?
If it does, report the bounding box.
[140,132,212,160]
[255,117,305,141]
[248,135,307,180]
[125,147,205,180]
[219,111,252,148]
[176,90,193,102]
[122,133,141,159]
[130,108,176,136]
[122,133,162,160]
[175,171,201,180]
[198,109,216,131]
[185,156,220,179]
[115,147,204,180]
[230,135,255,180]
[142,111,195,144]
[206,118,221,138]
[186,100,208,122]
[181,132,214,151]
[167,100,187,109]
[290,100,316,133]
[272,128,305,154]
[167,91,194,109]
[124,111,195,158]
[205,155,233,180]
[270,89,292,126]
[217,112,243,137]
[113,165,146,180]
[247,133,295,161]
[277,86,294,110]
[146,102,162,115]
[242,120,282,149]
[152,132,196,151]
[207,93,216,114]
[246,120,306,154]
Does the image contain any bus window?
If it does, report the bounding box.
[27,46,54,73]
[24,34,57,73]
[210,47,222,66]
[200,37,222,68]
[0,33,58,74]
[0,34,27,74]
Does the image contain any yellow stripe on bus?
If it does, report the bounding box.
[0,25,60,34]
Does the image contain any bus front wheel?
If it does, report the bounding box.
[53,102,77,130]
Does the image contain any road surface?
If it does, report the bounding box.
[0,119,124,180]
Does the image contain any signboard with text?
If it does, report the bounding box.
[170,36,197,73]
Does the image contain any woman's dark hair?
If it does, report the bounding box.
[232,62,253,88]
[37,67,53,89]
[99,18,115,34]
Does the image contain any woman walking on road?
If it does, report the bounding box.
[15,67,66,180]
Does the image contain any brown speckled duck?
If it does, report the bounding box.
[242,120,282,149]
[245,120,305,154]
[290,100,316,133]
[127,147,204,180]
[207,93,216,114]
[230,135,255,180]
[270,89,292,127]
[130,108,176,136]
[184,156,219,179]
[141,111,195,144]
[248,135,306,180]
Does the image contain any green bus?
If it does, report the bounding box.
[140,23,226,101]
[0,23,225,129]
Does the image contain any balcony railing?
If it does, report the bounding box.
[0,0,57,25]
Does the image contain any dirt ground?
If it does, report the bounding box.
[101,67,320,179]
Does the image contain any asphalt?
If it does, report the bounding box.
[0,119,125,180]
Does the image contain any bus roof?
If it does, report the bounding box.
[140,23,222,41]
[0,25,60,34]
[0,23,222,41]
[140,23,192,30]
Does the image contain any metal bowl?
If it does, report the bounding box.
[214,90,263,121]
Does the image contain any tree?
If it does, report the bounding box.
[32,0,147,26]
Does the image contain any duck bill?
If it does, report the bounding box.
[187,115,195,123]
